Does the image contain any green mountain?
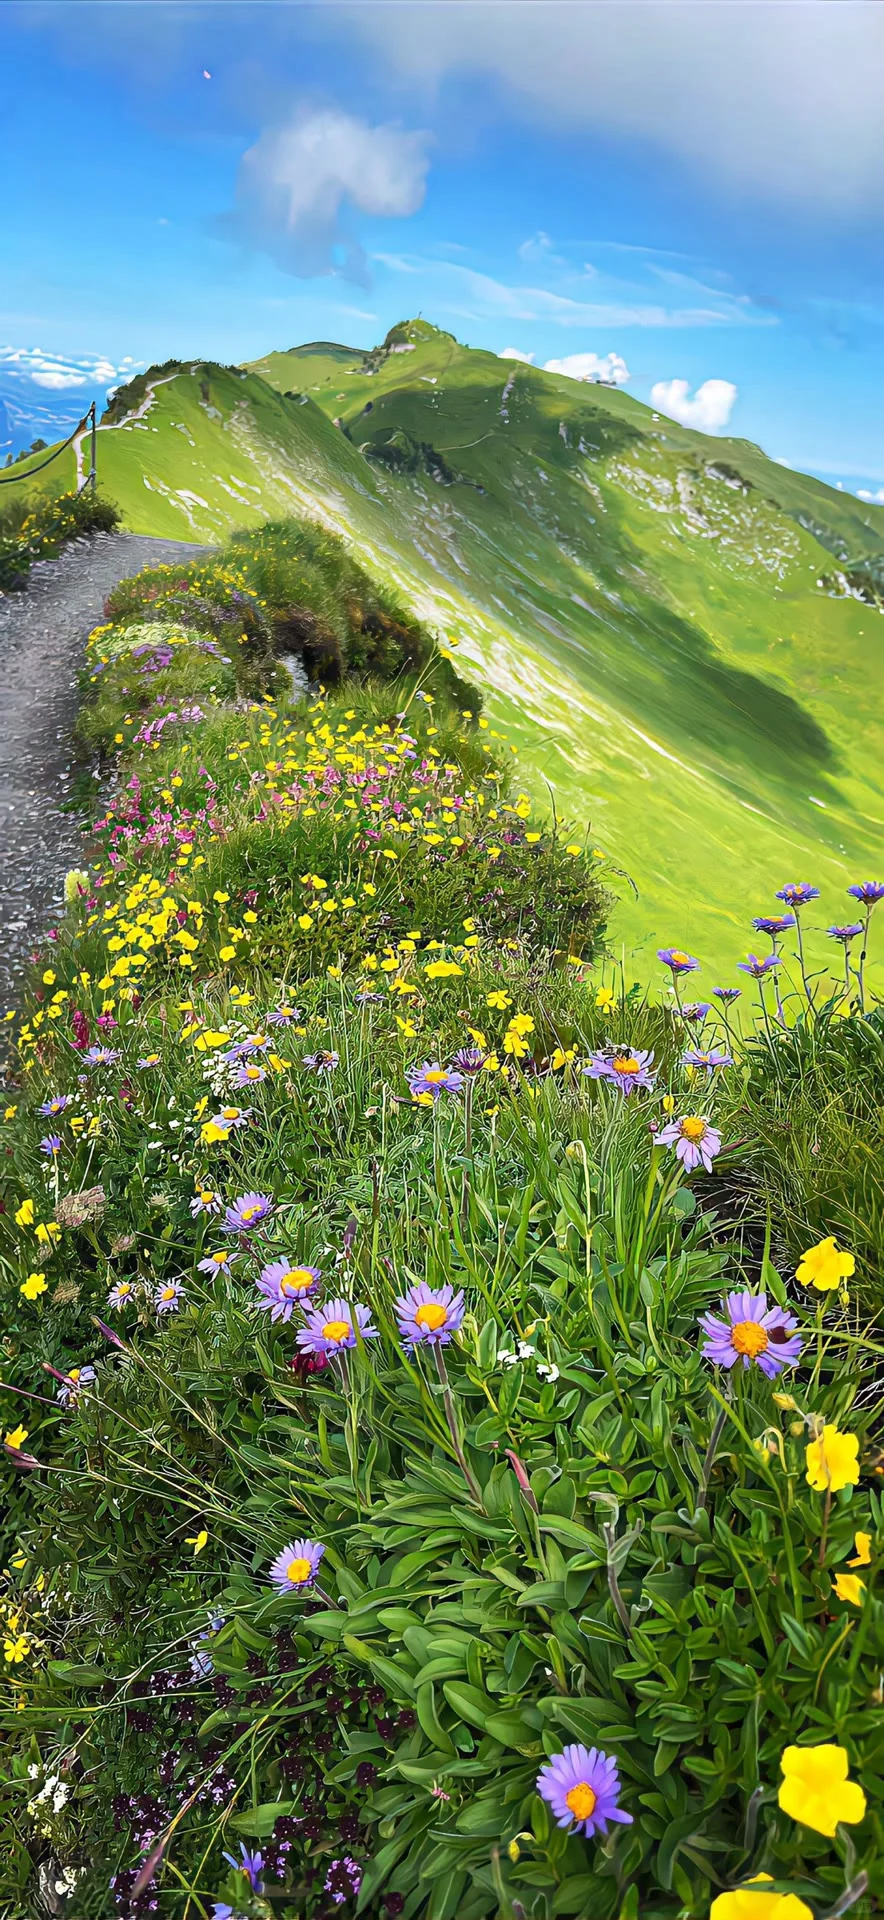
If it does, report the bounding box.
[22,320,884,976]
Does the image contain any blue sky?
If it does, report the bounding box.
[3,1,884,499]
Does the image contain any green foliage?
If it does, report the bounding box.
[0,520,880,1920]
[0,488,120,591]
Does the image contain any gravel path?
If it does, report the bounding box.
[0,532,212,1021]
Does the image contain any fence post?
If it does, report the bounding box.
[90,402,97,494]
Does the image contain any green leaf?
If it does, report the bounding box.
[442,1680,493,1730]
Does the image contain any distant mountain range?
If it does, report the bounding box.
[13,318,884,975]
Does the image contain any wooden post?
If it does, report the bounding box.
[90,401,97,493]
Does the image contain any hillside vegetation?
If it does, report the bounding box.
[1,517,881,1920]
[12,321,884,977]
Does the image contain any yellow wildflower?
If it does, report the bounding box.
[805,1424,860,1494]
[832,1573,864,1605]
[710,1877,812,1919]
[795,1237,855,1293]
[4,1425,28,1450]
[848,1531,872,1567]
[186,1529,209,1555]
[14,1199,34,1228]
[778,1743,866,1836]
[20,1272,47,1301]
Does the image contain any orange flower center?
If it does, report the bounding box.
[322,1318,352,1342]
[565,1782,597,1821]
[731,1320,769,1358]
[286,1556,312,1584]
[415,1301,448,1331]
[280,1269,315,1295]
[680,1116,707,1141]
[613,1055,640,1075]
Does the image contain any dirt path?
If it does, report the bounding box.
[0,531,211,1025]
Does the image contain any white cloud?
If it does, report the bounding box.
[857,486,884,504]
[544,351,630,386]
[0,346,138,390]
[337,3,884,211]
[499,346,534,363]
[518,231,565,267]
[226,107,431,280]
[650,376,737,431]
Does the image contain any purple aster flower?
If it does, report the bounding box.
[212,1906,243,1920]
[847,881,884,905]
[207,1105,252,1132]
[657,948,700,975]
[136,1053,162,1069]
[296,1297,378,1357]
[39,1095,69,1117]
[584,1046,655,1096]
[394,1280,466,1349]
[658,1114,722,1172]
[268,1004,301,1027]
[752,914,796,938]
[198,1247,239,1276]
[679,1002,712,1023]
[536,1744,633,1839]
[450,1046,487,1075]
[107,1278,136,1310]
[222,1192,274,1234]
[827,922,864,944]
[737,953,781,979]
[83,1046,119,1067]
[268,1537,325,1592]
[303,1050,339,1073]
[777,884,820,907]
[324,1856,362,1906]
[712,986,741,1004]
[682,1047,732,1075]
[57,1364,96,1407]
[255,1259,322,1321]
[355,991,385,1004]
[190,1187,223,1216]
[698,1289,803,1378]
[155,1279,184,1314]
[407,1061,464,1100]
[221,1844,264,1893]
[40,1135,62,1156]
[234,1061,267,1089]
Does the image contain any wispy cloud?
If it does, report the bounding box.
[377,254,775,331]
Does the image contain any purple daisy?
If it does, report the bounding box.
[83,1046,119,1068]
[777,883,820,907]
[222,1192,274,1234]
[584,1046,655,1096]
[136,1054,162,1069]
[197,1247,240,1276]
[827,923,864,945]
[658,1114,722,1172]
[394,1280,466,1349]
[207,1105,252,1134]
[155,1279,184,1314]
[234,1061,267,1089]
[295,1297,378,1357]
[752,914,796,938]
[737,953,781,979]
[303,1050,339,1073]
[107,1278,136,1309]
[657,948,700,976]
[698,1289,803,1377]
[39,1095,69,1117]
[679,1002,712,1023]
[56,1363,96,1407]
[682,1047,732,1075]
[268,1004,301,1026]
[268,1537,325,1592]
[40,1135,62,1156]
[255,1259,322,1321]
[848,881,884,905]
[712,986,741,1004]
[407,1061,465,1100]
[190,1187,223,1216]
[536,1744,633,1839]
[212,1906,242,1919]
[450,1046,487,1075]
[221,1844,264,1893]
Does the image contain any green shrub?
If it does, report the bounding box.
[0,488,120,591]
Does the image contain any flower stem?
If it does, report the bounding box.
[697,1403,728,1512]
[433,1344,483,1505]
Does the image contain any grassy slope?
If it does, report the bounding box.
[26,335,884,977]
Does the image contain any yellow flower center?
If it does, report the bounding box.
[680,1116,707,1141]
[221,1108,240,1120]
[286,1556,312,1584]
[241,1205,260,1222]
[565,1782,597,1821]
[160,1287,177,1301]
[731,1320,769,1358]
[212,1252,228,1265]
[671,950,689,965]
[613,1055,640,1074]
[322,1317,352,1342]
[415,1301,449,1331]
[244,1066,262,1080]
[423,1069,448,1085]
[69,1369,81,1384]
[280,1269,315,1295]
